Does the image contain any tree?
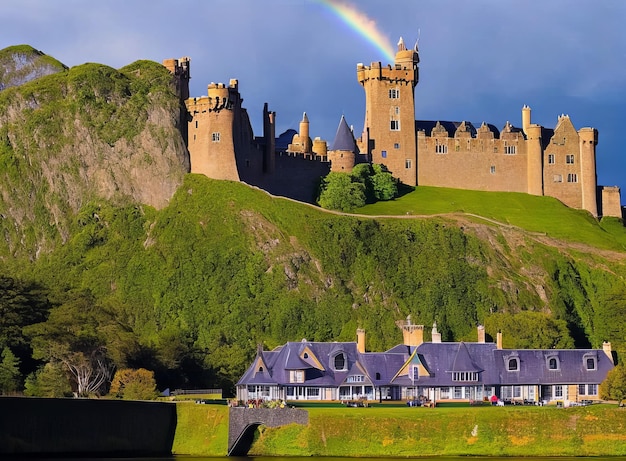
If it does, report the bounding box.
[109,368,157,400]
[25,290,117,396]
[0,277,51,377]
[24,362,72,398]
[484,311,574,349]
[600,364,626,405]
[370,164,398,201]
[0,347,21,394]
[317,172,366,212]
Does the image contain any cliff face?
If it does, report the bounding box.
[0,49,189,257]
[0,45,67,90]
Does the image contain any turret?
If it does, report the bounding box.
[299,113,311,153]
[579,127,598,217]
[263,103,275,174]
[522,105,531,134]
[327,115,357,172]
[523,106,543,196]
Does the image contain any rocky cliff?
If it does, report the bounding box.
[0,47,189,257]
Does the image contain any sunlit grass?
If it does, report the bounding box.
[355,186,626,251]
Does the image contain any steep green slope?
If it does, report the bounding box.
[15,175,626,391]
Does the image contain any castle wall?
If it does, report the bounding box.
[600,186,623,218]
[416,133,529,193]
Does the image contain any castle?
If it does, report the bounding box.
[164,37,622,217]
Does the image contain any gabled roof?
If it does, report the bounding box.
[412,342,499,387]
[415,120,501,138]
[450,342,483,373]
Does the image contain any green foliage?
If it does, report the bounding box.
[0,347,21,394]
[600,364,626,405]
[317,164,398,211]
[317,172,366,211]
[23,362,72,398]
[0,175,624,393]
[484,311,574,349]
[0,276,51,376]
[109,368,158,400]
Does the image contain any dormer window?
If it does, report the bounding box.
[303,352,309,359]
[333,352,346,371]
[507,358,519,371]
[585,356,597,371]
[258,366,264,372]
[546,354,560,371]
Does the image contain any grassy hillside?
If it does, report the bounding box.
[8,175,624,392]
[358,185,626,251]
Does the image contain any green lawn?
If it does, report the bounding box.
[249,404,626,457]
[355,186,626,251]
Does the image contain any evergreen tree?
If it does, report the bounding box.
[0,347,21,394]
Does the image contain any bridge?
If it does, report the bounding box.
[228,407,309,456]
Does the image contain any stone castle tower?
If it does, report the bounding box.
[357,37,419,186]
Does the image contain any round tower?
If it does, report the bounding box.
[578,127,598,217]
[523,106,543,196]
[328,115,356,172]
[522,105,531,133]
[299,112,311,153]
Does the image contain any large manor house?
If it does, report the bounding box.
[164,37,622,216]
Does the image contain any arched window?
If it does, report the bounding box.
[508,358,518,371]
[375,372,381,380]
[258,366,264,372]
[586,357,596,370]
[334,353,346,371]
[303,352,309,359]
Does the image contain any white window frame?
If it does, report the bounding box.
[566,154,575,164]
[389,88,400,99]
[567,173,578,183]
[212,132,220,142]
[548,154,555,164]
[391,119,400,131]
[435,142,448,154]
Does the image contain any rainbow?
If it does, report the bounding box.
[318,0,395,63]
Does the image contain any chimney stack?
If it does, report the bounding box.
[396,315,424,346]
[496,331,503,349]
[603,341,614,364]
[431,322,441,343]
[477,325,485,343]
[357,329,366,353]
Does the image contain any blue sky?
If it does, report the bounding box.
[4,0,625,203]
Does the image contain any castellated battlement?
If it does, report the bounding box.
[357,61,417,87]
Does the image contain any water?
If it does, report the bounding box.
[19,457,626,461]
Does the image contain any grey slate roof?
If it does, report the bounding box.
[331,115,357,152]
[238,338,613,390]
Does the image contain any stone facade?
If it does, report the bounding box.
[163,36,622,217]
